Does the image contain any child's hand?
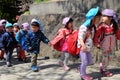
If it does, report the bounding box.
[81,45,87,52]
[48,42,52,46]
[28,47,32,50]
[1,48,5,51]
[97,44,100,49]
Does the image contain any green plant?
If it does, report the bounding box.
[23,11,30,15]
[34,0,48,4]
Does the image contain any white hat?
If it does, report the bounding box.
[62,17,70,25]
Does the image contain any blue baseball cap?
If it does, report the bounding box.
[5,22,13,28]
[83,6,99,27]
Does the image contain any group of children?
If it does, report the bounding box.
[0,19,50,71]
[0,6,119,80]
[51,7,120,80]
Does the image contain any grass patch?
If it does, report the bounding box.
[23,11,30,15]
[34,0,49,4]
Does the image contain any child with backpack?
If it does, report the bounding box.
[94,9,119,77]
[78,7,101,80]
[0,20,6,60]
[50,17,73,71]
[25,21,49,72]
[15,22,29,62]
[1,22,18,67]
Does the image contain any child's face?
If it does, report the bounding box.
[93,16,101,25]
[67,22,73,29]
[102,15,112,23]
[31,26,39,32]
[13,26,19,32]
[6,27,13,33]
[22,26,28,32]
[0,26,4,31]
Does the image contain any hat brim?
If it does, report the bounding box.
[5,26,13,28]
[83,19,91,27]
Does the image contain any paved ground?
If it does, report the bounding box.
[0,56,120,80]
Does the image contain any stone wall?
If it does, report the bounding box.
[30,0,120,15]
[18,0,120,61]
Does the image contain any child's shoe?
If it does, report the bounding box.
[6,62,12,67]
[23,58,28,63]
[100,63,103,73]
[99,63,112,77]
[18,58,23,61]
[64,66,70,71]
[101,71,113,77]
[31,65,38,72]
[81,75,93,80]
[59,61,64,67]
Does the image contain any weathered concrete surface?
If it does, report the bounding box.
[30,0,120,15]
[1,56,120,80]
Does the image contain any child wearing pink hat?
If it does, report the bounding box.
[51,17,73,71]
[94,9,119,77]
[0,21,6,60]
[15,22,30,62]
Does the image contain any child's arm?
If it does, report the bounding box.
[24,33,32,51]
[1,34,6,48]
[15,32,21,43]
[41,32,49,44]
[50,29,65,45]
[93,24,103,47]
[78,25,87,52]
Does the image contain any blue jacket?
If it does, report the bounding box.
[25,30,49,54]
[2,32,18,50]
[16,29,28,50]
[0,30,5,49]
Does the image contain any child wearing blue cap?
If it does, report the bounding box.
[25,21,49,72]
[78,7,101,80]
[1,22,18,67]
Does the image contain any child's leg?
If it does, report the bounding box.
[17,47,21,60]
[100,52,113,77]
[59,52,64,66]
[79,50,88,76]
[0,50,4,59]
[87,52,92,65]
[63,52,70,71]
[101,53,109,71]
[63,52,69,66]
[19,48,26,60]
[31,53,38,66]
[59,52,64,62]
[5,49,13,65]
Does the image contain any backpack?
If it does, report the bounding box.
[53,28,69,52]
[67,27,93,57]
[116,29,120,40]
[67,30,80,56]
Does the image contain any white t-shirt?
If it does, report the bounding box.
[78,25,94,52]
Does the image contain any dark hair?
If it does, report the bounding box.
[95,10,102,17]
[111,19,118,33]
[31,22,39,27]
[14,26,20,29]
[65,18,73,29]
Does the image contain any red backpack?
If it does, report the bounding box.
[67,29,80,56]
[116,29,120,40]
